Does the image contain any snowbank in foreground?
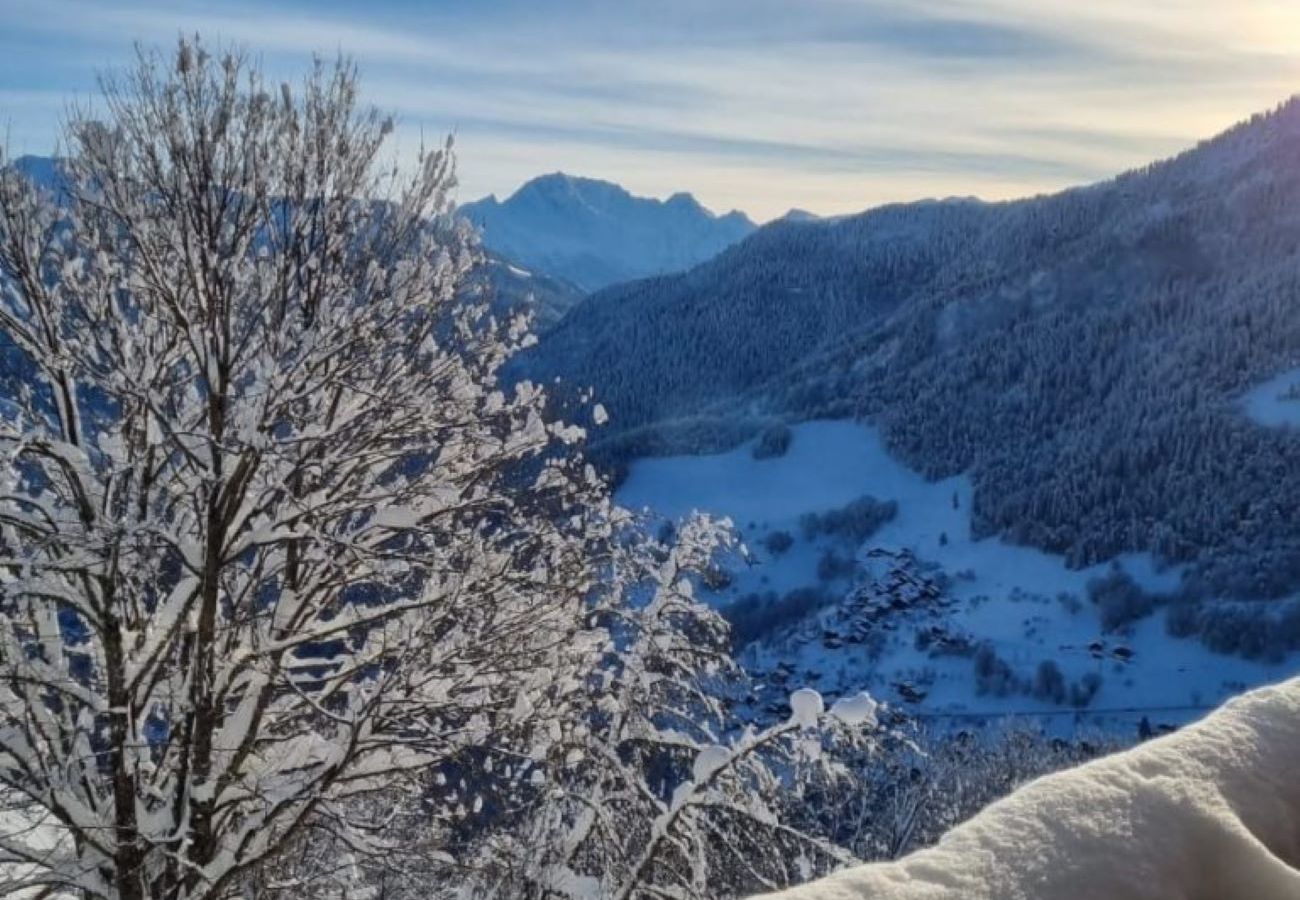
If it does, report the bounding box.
[755,677,1300,900]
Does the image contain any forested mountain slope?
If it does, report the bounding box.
[460,172,755,291]
[522,99,1300,601]
[475,252,586,330]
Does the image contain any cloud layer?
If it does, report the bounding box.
[2,0,1299,220]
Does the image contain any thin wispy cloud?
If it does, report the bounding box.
[2,0,1298,219]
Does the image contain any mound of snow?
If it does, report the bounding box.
[754,676,1300,899]
[829,692,878,727]
[789,688,824,727]
[692,744,732,782]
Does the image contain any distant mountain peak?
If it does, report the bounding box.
[510,172,636,207]
[665,191,705,212]
[460,174,756,291]
[779,208,820,223]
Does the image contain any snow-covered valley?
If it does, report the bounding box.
[616,421,1300,736]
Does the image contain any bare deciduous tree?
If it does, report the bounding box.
[0,39,609,900]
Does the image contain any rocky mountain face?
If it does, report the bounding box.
[459,172,755,292]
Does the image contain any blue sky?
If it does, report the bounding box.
[2,0,1300,221]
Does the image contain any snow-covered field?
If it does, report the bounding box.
[617,421,1300,734]
[1243,366,1300,428]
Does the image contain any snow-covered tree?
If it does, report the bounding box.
[0,40,615,900]
[790,723,1123,866]
[441,517,877,900]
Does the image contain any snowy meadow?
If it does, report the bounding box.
[619,421,1300,732]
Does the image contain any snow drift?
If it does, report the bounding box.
[755,676,1300,900]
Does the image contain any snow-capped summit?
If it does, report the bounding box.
[779,208,820,223]
[459,173,756,291]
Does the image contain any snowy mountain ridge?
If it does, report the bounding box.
[459,172,756,291]
[7,158,754,305]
